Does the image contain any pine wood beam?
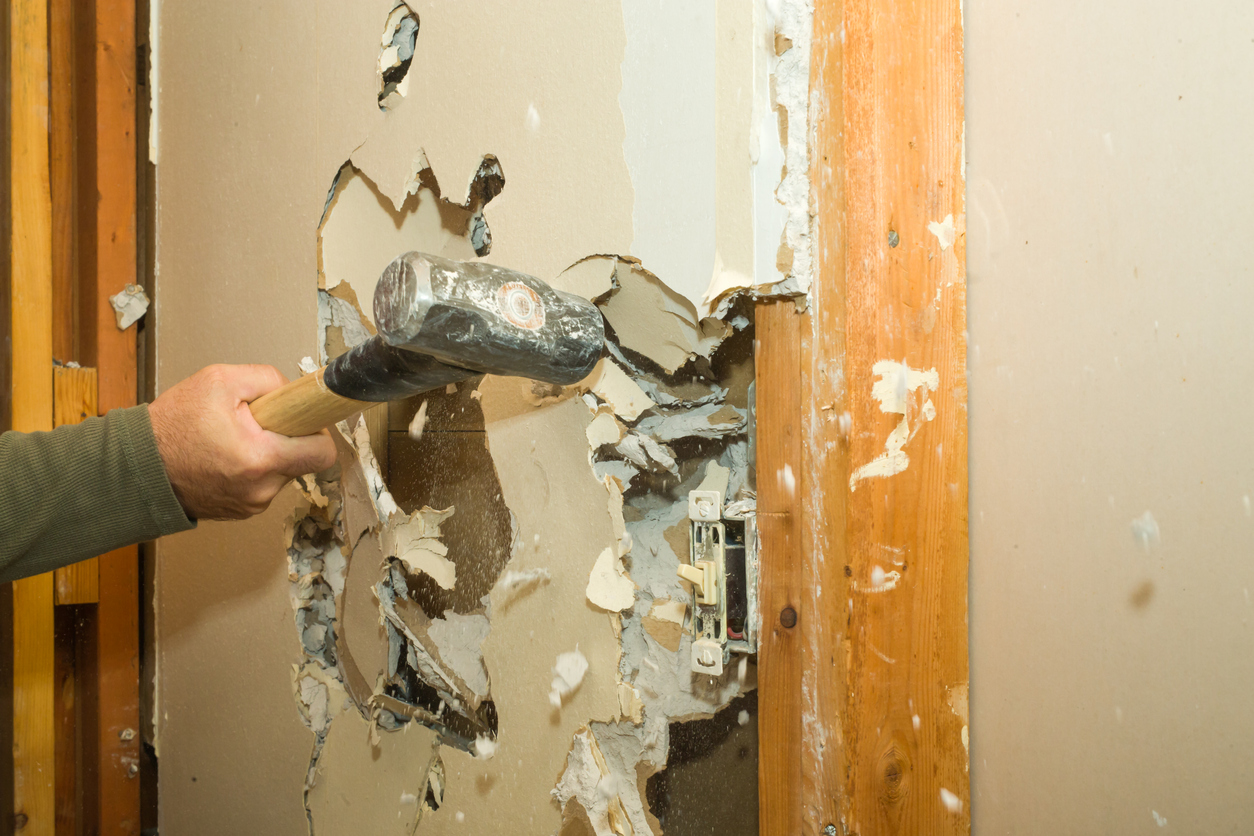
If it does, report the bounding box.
[53,367,101,606]
[758,0,968,833]
[10,0,57,831]
[91,0,142,830]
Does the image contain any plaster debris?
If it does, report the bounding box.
[496,567,551,600]
[473,735,497,760]
[634,403,745,442]
[940,787,963,814]
[586,546,636,613]
[552,731,625,836]
[928,214,957,250]
[549,648,590,708]
[407,400,429,441]
[738,709,750,726]
[1152,810,1168,827]
[383,505,457,590]
[851,360,941,491]
[1132,511,1161,552]
[580,359,655,422]
[109,284,150,330]
[585,411,625,448]
[614,433,678,475]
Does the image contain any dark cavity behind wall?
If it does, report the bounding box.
[647,689,759,836]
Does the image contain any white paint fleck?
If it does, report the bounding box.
[851,361,940,491]
[940,788,963,814]
[1151,810,1167,827]
[780,464,796,496]
[912,714,921,731]
[525,103,541,132]
[928,214,956,250]
[1131,511,1161,552]
[738,710,750,726]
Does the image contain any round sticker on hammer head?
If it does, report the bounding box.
[497,282,545,330]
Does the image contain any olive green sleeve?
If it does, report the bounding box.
[0,404,196,581]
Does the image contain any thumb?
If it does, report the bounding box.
[269,429,339,478]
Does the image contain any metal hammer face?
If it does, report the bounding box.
[324,253,606,403]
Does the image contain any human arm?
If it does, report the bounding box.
[0,364,337,581]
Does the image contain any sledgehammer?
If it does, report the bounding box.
[248,253,605,437]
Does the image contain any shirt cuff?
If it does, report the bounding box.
[115,404,197,536]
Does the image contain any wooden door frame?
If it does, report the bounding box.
[758,1,969,834]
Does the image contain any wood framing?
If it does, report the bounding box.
[92,0,142,830]
[10,0,57,831]
[53,367,101,606]
[759,1,968,834]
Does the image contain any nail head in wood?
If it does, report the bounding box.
[780,606,797,629]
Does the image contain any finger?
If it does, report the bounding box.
[270,429,339,479]
[226,364,292,403]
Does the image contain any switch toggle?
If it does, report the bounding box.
[676,561,717,606]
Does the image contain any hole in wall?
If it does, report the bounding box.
[378,4,419,111]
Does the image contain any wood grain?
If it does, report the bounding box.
[809,0,970,832]
[91,0,142,830]
[11,0,58,832]
[49,0,77,365]
[53,367,100,606]
[755,300,805,836]
[249,368,375,437]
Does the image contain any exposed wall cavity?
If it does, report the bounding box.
[378,4,420,111]
[285,140,761,831]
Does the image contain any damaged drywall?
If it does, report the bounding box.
[156,2,812,833]
[283,150,762,832]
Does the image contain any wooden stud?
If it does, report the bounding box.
[53,367,100,606]
[49,0,77,365]
[755,300,806,836]
[91,0,142,830]
[11,0,58,832]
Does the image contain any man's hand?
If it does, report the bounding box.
[148,364,338,520]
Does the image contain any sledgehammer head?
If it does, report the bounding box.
[374,252,605,384]
[248,254,605,437]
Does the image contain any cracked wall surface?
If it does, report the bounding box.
[154,2,810,834]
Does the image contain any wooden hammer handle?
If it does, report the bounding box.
[249,367,374,437]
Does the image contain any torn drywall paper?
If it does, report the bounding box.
[580,359,656,422]
[383,505,457,590]
[598,262,730,373]
[318,165,481,322]
[552,730,620,836]
[614,433,678,475]
[556,254,621,303]
[426,611,491,699]
[109,284,150,330]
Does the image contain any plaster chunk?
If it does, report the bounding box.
[579,359,655,422]
[586,547,636,613]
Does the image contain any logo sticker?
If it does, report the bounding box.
[498,282,545,330]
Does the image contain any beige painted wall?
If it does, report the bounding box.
[967,2,1254,831]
